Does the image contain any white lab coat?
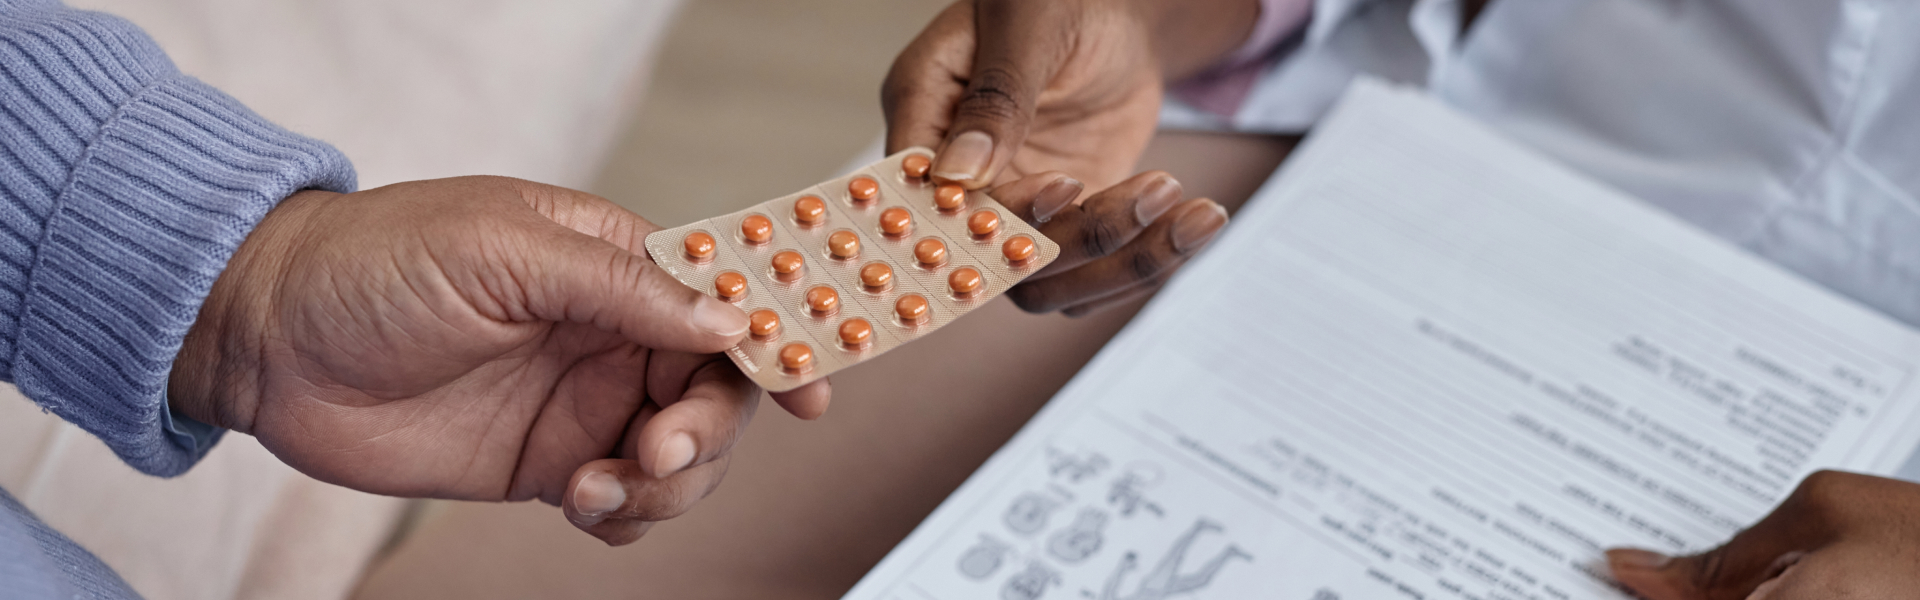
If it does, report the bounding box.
[1169,0,1920,328]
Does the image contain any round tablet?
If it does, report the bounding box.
[933,184,966,213]
[793,195,827,226]
[839,318,873,349]
[902,154,932,179]
[771,250,805,281]
[779,342,813,373]
[914,238,948,267]
[748,309,781,339]
[683,231,716,262]
[1003,235,1037,263]
[848,177,880,203]
[805,285,840,315]
[714,271,748,301]
[949,266,983,296]
[895,294,930,325]
[967,209,1000,238]
[827,230,861,260]
[878,207,913,237]
[860,262,894,291]
[740,214,773,245]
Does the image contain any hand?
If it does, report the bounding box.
[884,0,1258,193]
[987,171,1228,315]
[1606,470,1920,599]
[168,176,831,545]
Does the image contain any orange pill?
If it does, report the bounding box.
[794,195,827,226]
[779,343,813,373]
[740,214,773,245]
[879,207,913,237]
[902,154,932,179]
[839,318,873,349]
[860,261,894,291]
[849,177,880,203]
[934,184,966,213]
[914,238,948,267]
[949,266,983,296]
[714,271,747,301]
[771,250,805,281]
[827,230,861,260]
[749,308,781,339]
[895,294,930,325]
[1003,235,1036,263]
[968,209,1000,238]
[683,231,716,262]
[806,285,840,315]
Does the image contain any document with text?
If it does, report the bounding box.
[844,80,1920,600]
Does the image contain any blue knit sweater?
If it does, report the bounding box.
[0,0,355,596]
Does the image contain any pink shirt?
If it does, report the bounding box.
[1169,0,1315,117]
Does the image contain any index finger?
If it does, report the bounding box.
[510,178,661,255]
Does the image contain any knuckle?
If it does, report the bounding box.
[1689,548,1731,591]
[1006,284,1057,314]
[1078,217,1126,257]
[610,251,663,296]
[953,66,1027,123]
[1126,248,1165,282]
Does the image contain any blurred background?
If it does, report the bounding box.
[594,0,948,227]
[5,1,1292,598]
[3,1,955,599]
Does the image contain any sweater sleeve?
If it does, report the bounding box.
[0,0,356,476]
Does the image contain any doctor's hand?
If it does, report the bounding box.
[884,0,1258,193]
[167,176,830,546]
[1606,470,1920,599]
[986,171,1227,315]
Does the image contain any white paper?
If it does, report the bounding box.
[844,80,1920,600]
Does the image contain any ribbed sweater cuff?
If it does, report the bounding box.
[14,74,354,477]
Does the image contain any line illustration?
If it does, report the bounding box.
[1004,492,1061,536]
[1098,520,1251,600]
[958,535,1011,580]
[1046,508,1108,564]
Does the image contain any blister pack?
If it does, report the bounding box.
[644,148,1061,391]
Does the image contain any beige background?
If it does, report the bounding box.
[2,1,1289,598]
[590,0,951,227]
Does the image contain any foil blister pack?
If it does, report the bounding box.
[644,148,1060,391]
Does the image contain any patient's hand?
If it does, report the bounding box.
[988,171,1227,315]
[883,0,1257,193]
[168,176,830,546]
[1607,470,1920,599]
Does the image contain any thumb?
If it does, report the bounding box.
[927,0,1069,189]
[1607,547,1810,600]
[520,228,749,353]
[1606,472,1856,600]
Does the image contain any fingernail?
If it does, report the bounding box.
[1606,548,1673,570]
[932,131,994,185]
[652,432,697,478]
[1032,177,1083,224]
[1171,201,1228,253]
[1134,177,1182,227]
[573,472,625,517]
[693,297,749,337]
